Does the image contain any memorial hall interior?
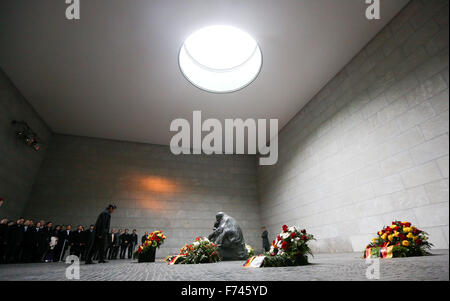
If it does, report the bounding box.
[0,0,448,259]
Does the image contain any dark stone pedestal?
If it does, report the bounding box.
[138,247,156,263]
[218,245,248,261]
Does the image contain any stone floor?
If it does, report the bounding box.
[0,250,448,281]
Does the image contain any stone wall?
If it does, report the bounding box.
[24,134,261,257]
[0,68,52,219]
[257,0,449,252]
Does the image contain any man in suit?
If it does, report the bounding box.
[120,228,130,259]
[31,221,44,262]
[85,204,116,264]
[70,225,84,257]
[106,228,116,260]
[141,232,148,244]
[111,229,121,259]
[128,229,138,259]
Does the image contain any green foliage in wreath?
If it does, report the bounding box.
[261,252,309,267]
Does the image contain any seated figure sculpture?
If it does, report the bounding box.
[208,212,248,260]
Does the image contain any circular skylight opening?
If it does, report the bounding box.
[179,25,262,93]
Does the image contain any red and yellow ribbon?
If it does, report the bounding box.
[168,255,185,265]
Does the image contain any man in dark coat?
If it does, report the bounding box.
[31,221,45,262]
[0,218,9,263]
[53,225,65,262]
[57,224,72,261]
[6,218,25,263]
[3,221,14,262]
[82,225,95,261]
[85,204,116,264]
[261,226,270,252]
[38,222,53,262]
[120,229,130,259]
[128,229,138,259]
[141,232,148,244]
[21,220,35,263]
[70,225,84,257]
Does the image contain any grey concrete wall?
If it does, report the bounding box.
[0,68,52,219]
[257,0,449,252]
[24,134,261,257]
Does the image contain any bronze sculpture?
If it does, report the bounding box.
[208,212,248,260]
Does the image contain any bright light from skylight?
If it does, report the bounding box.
[179,25,262,93]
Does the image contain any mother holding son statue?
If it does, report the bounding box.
[208,212,248,260]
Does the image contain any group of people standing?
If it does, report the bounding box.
[0,204,145,265]
[105,228,139,261]
[0,218,67,263]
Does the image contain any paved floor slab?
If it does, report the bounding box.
[0,250,448,281]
